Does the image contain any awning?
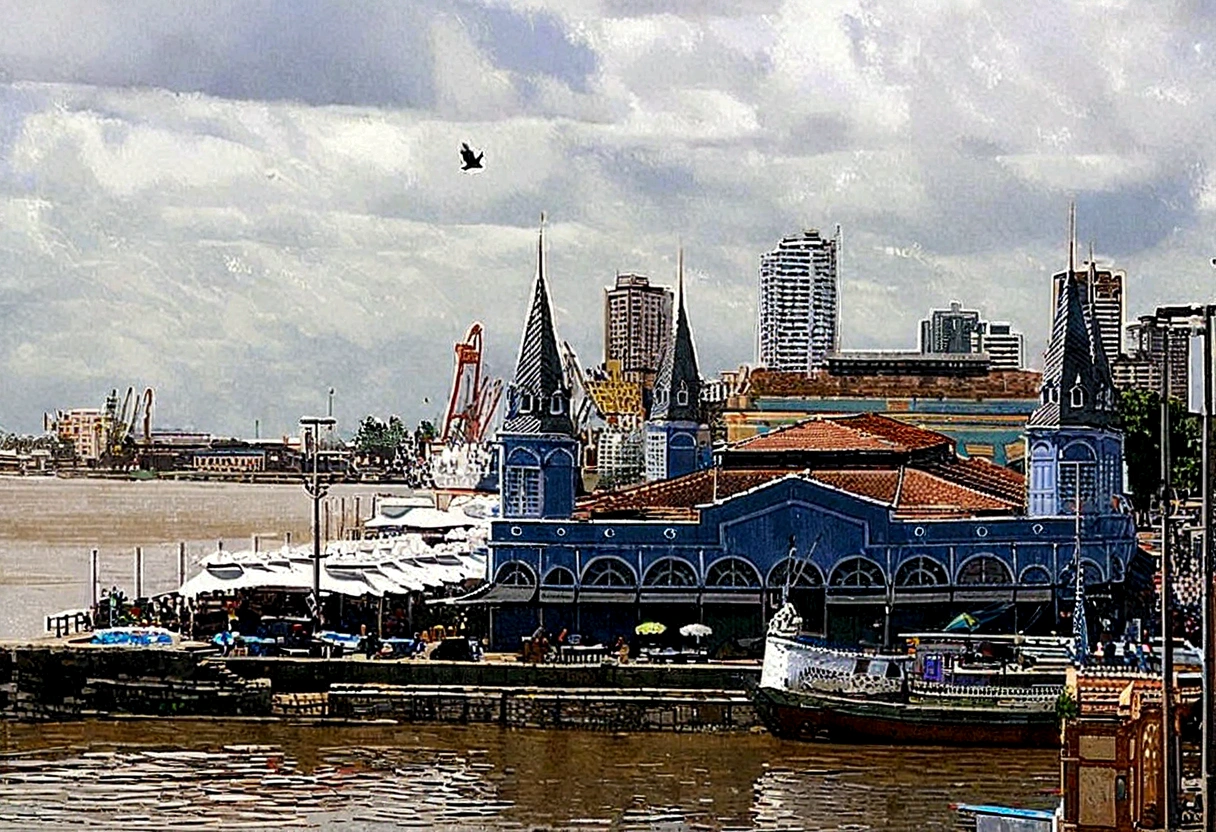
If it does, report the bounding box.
[438,583,536,605]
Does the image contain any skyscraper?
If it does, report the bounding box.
[919,301,985,354]
[603,273,673,387]
[757,227,840,373]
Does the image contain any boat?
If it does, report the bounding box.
[752,603,1063,747]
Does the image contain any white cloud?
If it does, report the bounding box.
[1,0,1216,437]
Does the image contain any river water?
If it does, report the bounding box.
[0,479,1060,830]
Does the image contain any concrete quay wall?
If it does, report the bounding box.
[326,683,760,732]
[218,656,761,693]
[0,646,271,720]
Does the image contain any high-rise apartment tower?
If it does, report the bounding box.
[757,227,840,373]
[603,273,673,387]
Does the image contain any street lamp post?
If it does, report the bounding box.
[300,416,336,631]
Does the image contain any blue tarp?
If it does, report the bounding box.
[91,627,175,647]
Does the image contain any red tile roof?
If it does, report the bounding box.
[577,468,790,518]
[893,468,1019,516]
[731,412,952,454]
[577,460,1025,520]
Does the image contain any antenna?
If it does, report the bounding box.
[1067,201,1077,276]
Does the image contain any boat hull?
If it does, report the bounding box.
[753,685,1061,748]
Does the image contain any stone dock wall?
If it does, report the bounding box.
[219,656,760,693]
[0,646,271,720]
[0,645,760,730]
[325,684,759,732]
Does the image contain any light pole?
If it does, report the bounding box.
[300,416,336,631]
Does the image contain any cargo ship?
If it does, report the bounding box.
[753,604,1063,747]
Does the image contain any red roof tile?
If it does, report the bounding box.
[807,470,901,503]
[918,457,1026,506]
[577,468,790,518]
[731,412,952,455]
[893,468,1019,516]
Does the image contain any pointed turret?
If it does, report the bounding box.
[1029,208,1116,430]
[1026,205,1124,518]
[498,215,579,520]
[645,246,710,482]
[651,247,701,423]
[502,220,574,437]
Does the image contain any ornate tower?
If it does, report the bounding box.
[645,248,711,481]
[499,219,579,519]
[1026,205,1123,518]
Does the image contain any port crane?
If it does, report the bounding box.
[440,323,503,445]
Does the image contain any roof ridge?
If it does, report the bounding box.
[904,466,1020,508]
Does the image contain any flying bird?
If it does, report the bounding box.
[460,142,484,171]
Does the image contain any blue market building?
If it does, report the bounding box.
[477,231,1143,651]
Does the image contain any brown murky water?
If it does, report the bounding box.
[0,721,1058,831]
[0,480,1060,829]
[0,478,409,641]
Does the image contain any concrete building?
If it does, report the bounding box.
[826,351,991,377]
[983,322,1025,370]
[603,273,672,388]
[920,302,984,354]
[1120,315,1190,400]
[595,427,645,488]
[918,303,1025,370]
[54,409,111,463]
[720,368,1040,466]
[757,227,840,373]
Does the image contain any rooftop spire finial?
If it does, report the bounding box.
[1067,201,1077,276]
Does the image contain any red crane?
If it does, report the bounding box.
[441,322,503,444]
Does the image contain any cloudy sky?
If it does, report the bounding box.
[1,0,1214,437]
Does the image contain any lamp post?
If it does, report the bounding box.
[300,416,336,631]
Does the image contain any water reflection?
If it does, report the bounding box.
[1,721,1057,831]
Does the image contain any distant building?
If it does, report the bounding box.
[583,360,645,430]
[595,427,645,488]
[919,302,984,354]
[192,448,266,474]
[1117,315,1191,399]
[757,227,840,373]
[826,351,991,377]
[54,409,110,463]
[603,273,672,388]
[1052,258,1124,361]
[722,368,1040,466]
[983,322,1025,370]
[918,302,1025,370]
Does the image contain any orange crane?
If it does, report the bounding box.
[440,323,503,444]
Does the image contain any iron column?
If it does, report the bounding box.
[300,416,336,631]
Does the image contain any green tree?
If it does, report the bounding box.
[1118,388,1202,513]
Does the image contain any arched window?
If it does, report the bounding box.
[1059,560,1104,587]
[542,566,575,587]
[1071,385,1085,408]
[829,557,885,588]
[643,558,698,587]
[676,382,690,407]
[504,448,543,518]
[767,560,824,588]
[895,556,948,587]
[582,557,636,587]
[956,555,1013,586]
[705,557,761,588]
[518,392,534,414]
[1020,565,1052,585]
[495,561,536,587]
[550,393,565,415]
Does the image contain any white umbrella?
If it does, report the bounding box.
[679,623,712,641]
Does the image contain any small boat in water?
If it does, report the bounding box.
[753,604,1063,747]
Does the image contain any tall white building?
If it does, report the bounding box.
[1051,258,1124,362]
[757,227,840,373]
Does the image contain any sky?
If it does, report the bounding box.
[1,0,1216,437]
